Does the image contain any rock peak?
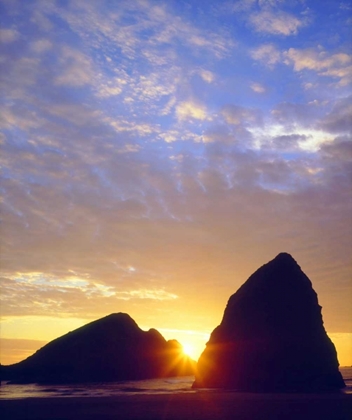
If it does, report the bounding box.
[95,312,140,330]
[273,252,296,262]
[261,252,300,273]
[269,252,302,269]
[104,312,133,319]
[104,312,135,322]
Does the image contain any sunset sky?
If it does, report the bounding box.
[1,0,351,366]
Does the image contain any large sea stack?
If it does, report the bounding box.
[1,313,195,384]
[193,253,345,391]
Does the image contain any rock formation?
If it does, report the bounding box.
[1,313,196,384]
[193,253,345,391]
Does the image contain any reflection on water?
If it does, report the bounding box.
[0,376,196,399]
[340,367,352,394]
[1,368,351,399]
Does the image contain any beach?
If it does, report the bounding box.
[1,392,351,420]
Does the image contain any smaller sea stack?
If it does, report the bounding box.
[193,253,345,391]
[1,313,196,384]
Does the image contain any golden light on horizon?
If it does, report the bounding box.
[0,321,351,367]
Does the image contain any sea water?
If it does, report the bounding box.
[0,376,195,399]
[1,368,351,399]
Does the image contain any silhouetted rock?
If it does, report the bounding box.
[1,313,196,384]
[193,253,345,391]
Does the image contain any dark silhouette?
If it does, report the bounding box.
[193,253,345,391]
[0,313,196,384]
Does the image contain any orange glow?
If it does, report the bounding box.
[157,328,210,362]
[328,333,352,367]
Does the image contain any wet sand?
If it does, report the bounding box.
[1,392,351,420]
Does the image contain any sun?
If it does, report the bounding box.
[182,343,195,359]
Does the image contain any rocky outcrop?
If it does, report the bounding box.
[193,253,345,391]
[1,313,196,384]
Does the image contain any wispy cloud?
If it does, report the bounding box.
[115,289,178,301]
[251,44,352,86]
[284,48,352,86]
[250,44,281,67]
[249,10,306,35]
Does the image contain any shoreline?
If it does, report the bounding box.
[1,391,351,420]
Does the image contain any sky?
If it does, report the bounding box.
[0,0,351,366]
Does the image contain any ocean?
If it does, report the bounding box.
[1,368,351,399]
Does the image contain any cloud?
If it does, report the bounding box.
[202,125,237,144]
[249,10,305,35]
[96,79,123,98]
[176,100,208,121]
[231,0,257,12]
[221,104,262,126]
[0,270,178,318]
[0,106,43,130]
[107,117,159,137]
[51,0,233,62]
[131,72,177,101]
[30,39,52,53]
[319,96,352,134]
[264,133,308,151]
[1,56,41,91]
[285,49,351,72]
[270,101,321,128]
[284,48,352,86]
[117,144,142,153]
[250,44,281,67]
[198,69,215,83]
[0,28,19,43]
[252,123,335,152]
[250,82,266,93]
[251,45,352,86]
[114,289,178,301]
[55,46,93,86]
[320,138,352,162]
[96,85,123,97]
[47,104,102,126]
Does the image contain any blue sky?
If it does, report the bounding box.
[0,0,351,363]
